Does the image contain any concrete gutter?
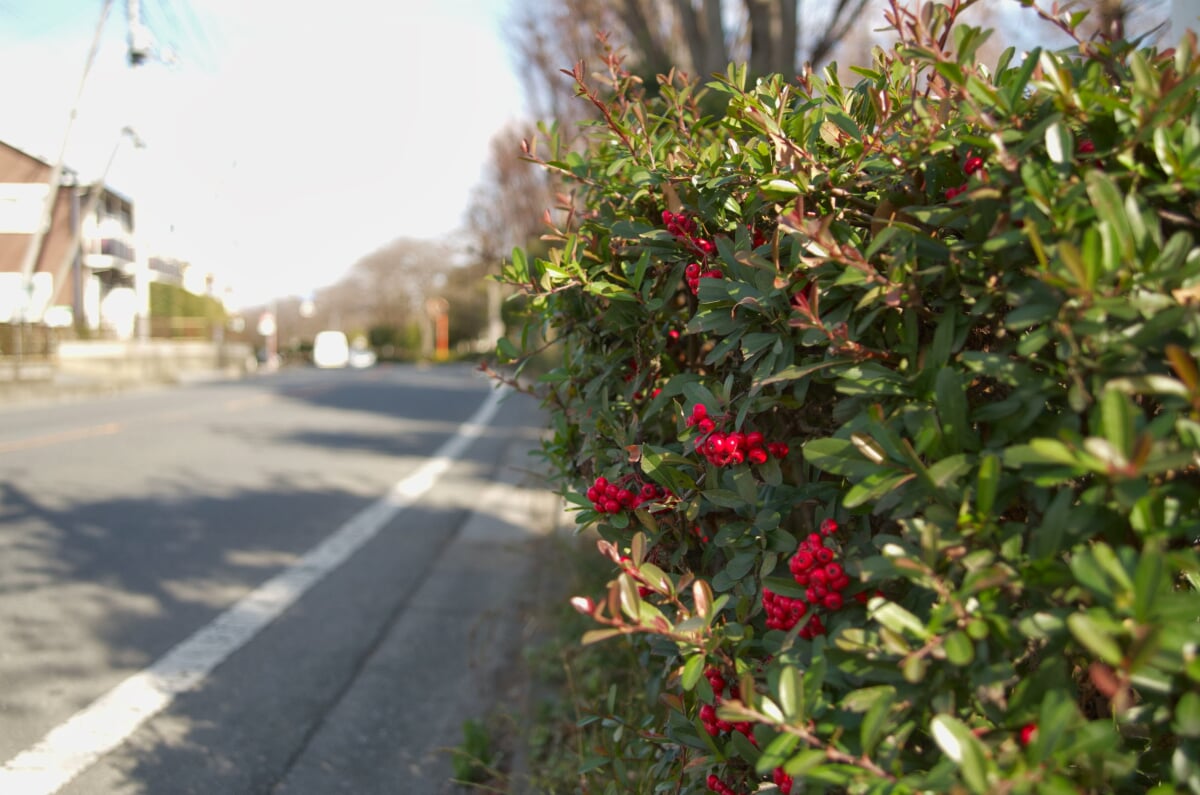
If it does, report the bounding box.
[273,429,572,795]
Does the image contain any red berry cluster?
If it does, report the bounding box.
[699,667,755,741]
[662,209,697,238]
[684,261,724,295]
[663,210,724,294]
[663,210,718,256]
[685,404,789,467]
[945,152,988,200]
[706,774,738,795]
[585,476,665,514]
[762,520,849,638]
[704,768,791,794]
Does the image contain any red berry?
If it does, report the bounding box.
[748,447,768,465]
[1019,722,1037,746]
[963,155,984,175]
[819,518,838,536]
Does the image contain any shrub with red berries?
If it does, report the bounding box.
[684,404,788,467]
[493,6,1200,794]
[584,475,666,516]
[763,520,850,637]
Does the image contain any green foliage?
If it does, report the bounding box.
[494,7,1200,795]
[148,282,226,323]
[451,718,495,785]
[367,323,421,361]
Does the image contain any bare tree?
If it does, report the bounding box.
[508,0,872,120]
[466,125,556,263]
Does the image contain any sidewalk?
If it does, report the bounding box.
[273,424,572,794]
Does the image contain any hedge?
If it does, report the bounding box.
[493,4,1200,793]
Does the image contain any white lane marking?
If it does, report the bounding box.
[0,385,510,795]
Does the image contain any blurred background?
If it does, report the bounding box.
[0,0,1183,368]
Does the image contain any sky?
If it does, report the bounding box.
[0,0,528,309]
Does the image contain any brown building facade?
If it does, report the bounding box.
[0,140,136,333]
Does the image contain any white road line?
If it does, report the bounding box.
[0,385,510,795]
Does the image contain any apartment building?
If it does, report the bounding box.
[0,139,140,337]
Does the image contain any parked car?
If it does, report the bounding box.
[312,330,350,368]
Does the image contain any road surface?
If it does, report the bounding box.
[0,363,548,794]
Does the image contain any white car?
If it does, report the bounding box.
[349,347,377,368]
[312,330,350,368]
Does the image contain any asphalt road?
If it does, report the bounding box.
[0,363,547,794]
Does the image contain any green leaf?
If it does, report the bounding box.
[640,445,697,495]
[935,368,970,453]
[1099,389,1135,460]
[756,732,800,774]
[778,665,801,719]
[495,336,520,362]
[944,630,975,666]
[803,437,880,479]
[1069,547,1115,602]
[1086,170,1134,262]
[618,572,642,621]
[860,687,896,755]
[1174,691,1200,738]
[783,748,827,777]
[582,628,624,645]
[724,724,761,763]
[976,453,1000,518]
[1045,120,1073,165]
[1067,612,1124,665]
[1133,544,1165,623]
[681,654,705,691]
[755,358,855,388]
[930,714,990,794]
[844,469,916,509]
[870,598,931,639]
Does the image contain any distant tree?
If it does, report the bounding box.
[466,125,555,263]
[507,0,872,120]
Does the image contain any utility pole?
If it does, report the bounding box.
[126,0,153,65]
[15,0,115,321]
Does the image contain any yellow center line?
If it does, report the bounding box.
[0,384,337,454]
[0,422,121,454]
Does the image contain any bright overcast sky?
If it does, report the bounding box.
[0,0,527,308]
